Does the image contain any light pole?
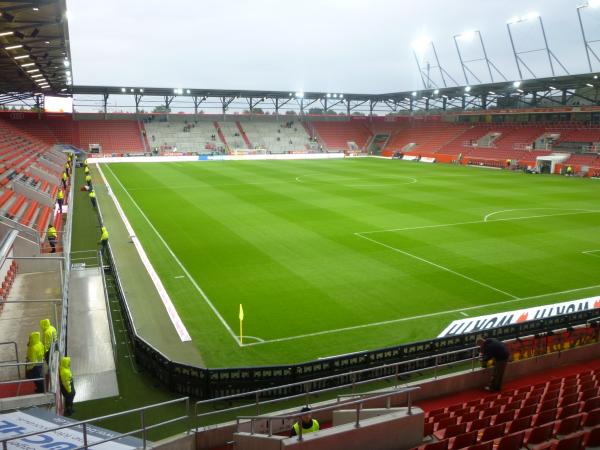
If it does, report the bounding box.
[576,1,600,72]
[453,30,507,84]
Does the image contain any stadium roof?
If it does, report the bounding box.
[71,71,600,114]
[0,0,71,103]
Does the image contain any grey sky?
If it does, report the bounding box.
[67,0,599,94]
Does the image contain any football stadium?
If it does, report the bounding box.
[1,0,600,449]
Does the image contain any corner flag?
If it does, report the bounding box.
[239,304,244,345]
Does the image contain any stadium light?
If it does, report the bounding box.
[5,45,23,50]
[186,89,191,94]
[488,91,496,95]
[326,93,331,98]
[64,60,70,67]
[121,88,126,92]
[333,94,337,98]
[513,80,521,88]
[339,94,343,98]
[21,62,35,67]
[456,30,477,41]
[587,83,594,87]
[139,88,144,93]
[14,55,29,60]
[0,31,13,37]
[411,36,431,53]
[595,75,598,78]
[295,92,304,98]
[465,86,471,92]
[129,88,134,92]
[411,91,417,96]
[433,89,439,95]
[33,7,39,11]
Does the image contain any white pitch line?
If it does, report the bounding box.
[583,250,600,258]
[356,232,519,300]
[460,312,469,317]
[483,208,595,222]
[357,210,600,235]
[103,164,241,345]
[242,283,600,347]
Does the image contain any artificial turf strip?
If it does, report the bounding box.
[100,158,600,368]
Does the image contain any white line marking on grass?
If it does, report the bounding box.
[357,210,600,235]
[239,335,265,343]
[102,164,241,346]
[460,312,469,317]
[174,275,185,279]
[242,283,600,347]
[583,250,600,258]
[483,208,596,222]
[355,232,518,299]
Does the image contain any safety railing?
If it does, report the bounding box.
[194,346,478,427]
[0,396,190,450]
[236,386,420,441]
[0,341,20,379]
[0,361,49,395]
[98,250,117,364]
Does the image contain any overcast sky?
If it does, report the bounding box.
[67,0,600,94]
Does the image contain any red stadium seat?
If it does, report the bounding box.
[479,423,505,443]
[495,431,525,450]
[554,413,584,437]
[506,415,533,434]
[449,430,477,450]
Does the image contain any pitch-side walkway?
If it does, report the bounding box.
[67,266,118,402]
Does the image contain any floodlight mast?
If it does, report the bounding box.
[453,30,507,84]
[412,39,459,89]
[506,13,569,79]
[577,2,600,72]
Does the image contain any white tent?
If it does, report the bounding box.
[536,153,570,173]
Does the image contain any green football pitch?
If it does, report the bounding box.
[99,158,600,368]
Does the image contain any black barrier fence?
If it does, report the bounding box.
[105,251,600,399]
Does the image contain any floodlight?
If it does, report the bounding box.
[411,36,431,53]
[525,11,540,21]
[288,93,292,96]
[457,30,477,41]
[411,91,417,96]
[488,91,496,95]
[139,88,144,93]
[549,86,556,90]
[121,88,126,92]
[186,89,191,94]
[507,16,520,24]
[130,88,134,92]
[45,41,50,44]
[0,31,13,37]
[33,7,39,11]
[21,62,35,67]
[14,55,29,60]
[326,93,331,98]
[594,75,598,79]
[587,83,594,87]
[295,92,304,98]
[465,86,471,92]
[513,80,521,87]
[5,45,23,50]
[333,94,337,98]
[433,89,439,95]
[339,94,343,98]
[64,60,70,67]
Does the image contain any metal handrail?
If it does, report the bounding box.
[0,341,19,378]
[235,386,420,441]
[98,250,117,364]
[0,396,190,450]
[195,346,478,420]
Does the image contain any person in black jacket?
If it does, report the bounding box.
[477,336,509,392]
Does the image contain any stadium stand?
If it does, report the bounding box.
[241,117,313,152]
[144,116,222,153]
[76,119,144,153]
[309,119,372,150]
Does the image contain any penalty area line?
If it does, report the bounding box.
[242,283,600,347]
